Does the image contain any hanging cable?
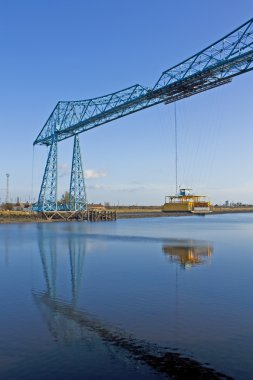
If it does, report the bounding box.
[174,102,178,194]
[31,146,35,204]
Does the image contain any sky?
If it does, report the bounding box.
[0,0,253,205]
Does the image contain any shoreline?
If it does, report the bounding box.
[0,207,253,224]
[118,208,253,219]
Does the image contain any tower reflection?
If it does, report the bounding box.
[33,227,229,379]
[36,224,85,304]
[34,224,86,340]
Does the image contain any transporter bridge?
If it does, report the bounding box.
[33,18,253,211]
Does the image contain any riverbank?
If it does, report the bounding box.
[117,206,253,219]
[0,211,46,224]
[1,206,253,224]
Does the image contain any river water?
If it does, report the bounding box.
[0,214,252,379]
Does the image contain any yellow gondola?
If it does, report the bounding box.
[162,188,212,214]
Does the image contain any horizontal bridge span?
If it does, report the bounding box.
[34,17,253,146]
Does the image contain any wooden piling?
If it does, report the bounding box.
[40,210,116,222]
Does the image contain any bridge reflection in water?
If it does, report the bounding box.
[33,226,230,380]
[163,240,213,269]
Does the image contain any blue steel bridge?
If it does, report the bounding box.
[33,17,253,212]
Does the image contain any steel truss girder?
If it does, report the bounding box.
[69,135,87,211]
[34,17,253,146]
[37,135,58,211]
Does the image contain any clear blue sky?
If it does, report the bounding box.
[0,0,253,205]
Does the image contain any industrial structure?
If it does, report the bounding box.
[162,188,212,213]
[5,173,10,204]
[33,18,253,211]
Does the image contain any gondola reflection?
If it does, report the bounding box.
[163,240,213,269]
[33,226,228,379]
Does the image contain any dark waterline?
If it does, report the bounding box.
[0,214,252,379]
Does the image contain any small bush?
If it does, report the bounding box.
[2,203,14,211]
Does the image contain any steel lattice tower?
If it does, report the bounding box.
[69,135,87,211]
[33,18,253,212]
[37,135,58,211]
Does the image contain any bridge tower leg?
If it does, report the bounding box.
[69,135,87,211]
[37,135,58,211]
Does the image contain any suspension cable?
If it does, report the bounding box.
[174,102,178,194]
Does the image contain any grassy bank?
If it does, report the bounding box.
[111,205,253,214]
[1,206,253,224]
[112,205,253,219]
[0,211,45,223]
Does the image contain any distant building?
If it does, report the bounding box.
[88,203,106,211]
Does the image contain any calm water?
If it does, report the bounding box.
[0,214,252,379]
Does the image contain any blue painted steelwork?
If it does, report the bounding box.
[34,17,253,211]
[36,135,58,211]
[69,135,87,211]
[34,17,253,146]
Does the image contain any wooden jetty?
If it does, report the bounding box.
[40,209,117,222]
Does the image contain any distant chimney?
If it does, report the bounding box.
[6,173,10,203]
